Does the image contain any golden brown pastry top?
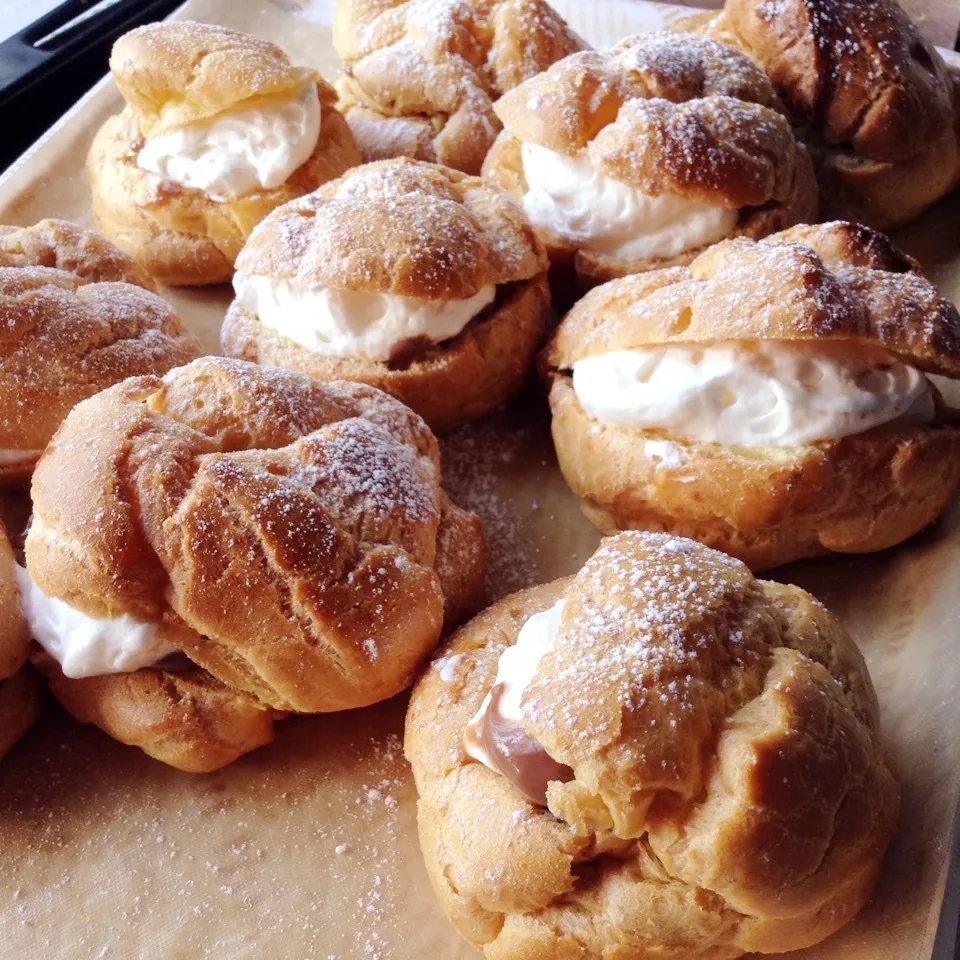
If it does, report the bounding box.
[110,20,320,135]
[334,1,585,110]
[0,523,27,681]
[546,220,960,378]
[517,534,880,840]
[26,357,473,712]
[704,0,955,163]
[0,219,157,291]
[236,158,547,299]
[494,31,803,207]
[0,252,201,452]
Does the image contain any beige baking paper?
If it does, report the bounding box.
[1,2,960,958]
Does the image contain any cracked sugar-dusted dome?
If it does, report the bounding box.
[27,357,485,771]
[0,219,202,483]
[406,531,899,958]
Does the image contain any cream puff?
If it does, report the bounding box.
[21,357,484,771]
[481,31,819,295]
[541,221,960,570]
[687,0,960,228]
[332,0,586,175]
[88,21,362,286]
[221,158,551,432]
[407,530,900,958]
[0,219,202,485]
[0,522,40,761]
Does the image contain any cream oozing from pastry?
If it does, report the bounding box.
[520,142,737,260]
[233,271,496,362]
[464,600,574,807]
[0,449,43,465]
[14,566,178,679]
[572,341,935,446]
[137,81,321,201]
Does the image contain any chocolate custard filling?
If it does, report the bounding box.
[464,683,573,806]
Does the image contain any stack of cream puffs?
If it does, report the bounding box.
[88,21,361,285]
[8,5,960,958]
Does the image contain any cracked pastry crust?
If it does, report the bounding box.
[24,357,484,771]
[542,221,960,570]
[481,31,818,290]
[685,0,960,228]
[221,158,551,432]
[406,531,899,959]
[332,0,586,174]
[0,219,202,486]
[0,524,40,761]
[87,21,361,286]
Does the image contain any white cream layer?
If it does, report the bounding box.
[520,142,737,261]
[233,271,496,363]
[14,565,178,679]
[572,341,935,447]
[465,599,565,772]
[137,81,321,201]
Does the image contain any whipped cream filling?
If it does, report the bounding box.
[233,271,496,363]
[137,80,321,201]
[520,141,737,261]
[14,566,178,679]
[572,341,935,447]
[464,600,573,805]
[0,449,43,465]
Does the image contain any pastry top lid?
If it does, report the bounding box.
[495,31,802,206]
[25,358,462,712]
[110,21,327,136]
[334,0,586,104]
[0,524,28,681]
[235,158,547,299]
[546,221,960,378]
[0,219,156,291]
[706,0,955,163]
[517,534,881,836]
[0,254,201,451]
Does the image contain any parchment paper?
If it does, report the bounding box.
[0,2,959,958]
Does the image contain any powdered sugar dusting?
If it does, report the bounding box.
[0,709,415,959]
[524,532,773,779]
[439,413,540,599]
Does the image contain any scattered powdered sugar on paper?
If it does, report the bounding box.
[440,416,540,600]
[0,710,417,959]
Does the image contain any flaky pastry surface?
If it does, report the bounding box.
[0,218,157,290]
[482,31,819,284]
[89,22,361,286]
[25,358,484,771]
[333,0,586,174]
[543,222,960,569]
[222,159,550,430]
[406,532,899,958]
[690,0,960,228]
[0,222,202,485]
